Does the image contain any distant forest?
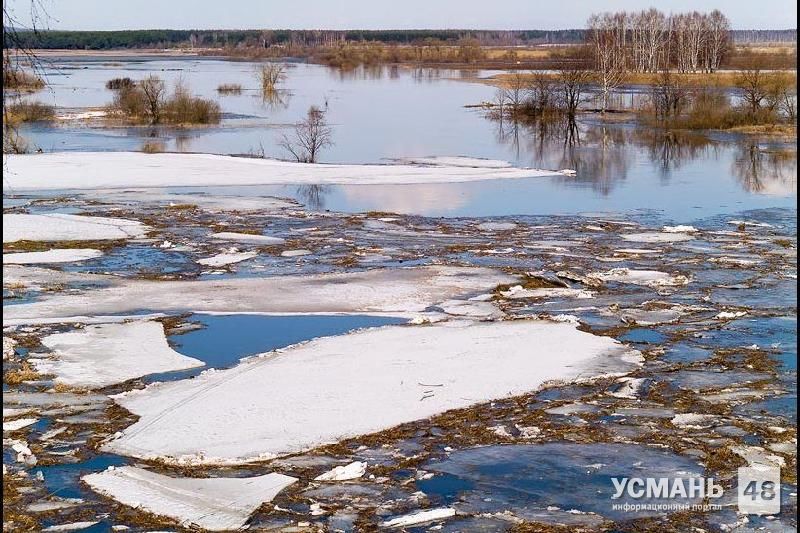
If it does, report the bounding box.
[7,28,796,50]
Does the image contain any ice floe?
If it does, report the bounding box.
[379,507,456,528]
[197,250,258,267]
[102,319,640,464]
[3,152,560,191]
[210,232,286,245]
[499,285,595,299]
[620,232,695,243]
[3,266,515,325]
[3,417,39,431]
[3,249,104,264]
[587,268,689,287]
[3,214,149,243]
[33,321,204,388]
[82,466,297,531]
[314,461,367,481]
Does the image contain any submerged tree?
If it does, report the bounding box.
[280,105,334,163]
[139,75,166,124]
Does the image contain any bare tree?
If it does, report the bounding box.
[651,70,688,120]
[502,72,527,117]
[557,66,592,121]
[587,13,627,114]
[705,10,731,72]
[258,63,286,93]
[280,105,333,163]
[736,66,768,115]
[139,75,166,124]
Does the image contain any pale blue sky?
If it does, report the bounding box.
[7,0,797,30]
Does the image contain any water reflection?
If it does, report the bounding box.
[733,144,798,195]
[258,88,291,111]
[296,184,330,210]
[491,114,796,198]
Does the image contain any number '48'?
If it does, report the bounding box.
[743,480,776,500]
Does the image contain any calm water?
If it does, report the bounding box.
[15,57,798,221]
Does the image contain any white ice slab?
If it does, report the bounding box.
[380,508,457,528]
[620,232,694,243]
[3,152,561,191]
[210,232,285,245]
[34,321,204,388]
[82,466,297,531]
[197,251,257,267]
[3,249,103,264]
[4,266,515,326]
[103,319,640,464]
[3,214,149,243]
[314,461,367,481]
[587,268,689,288]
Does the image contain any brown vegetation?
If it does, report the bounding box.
[5,101,55,122]
[216,83,243,94]
[105,77,135,90]
[107,76,221,125]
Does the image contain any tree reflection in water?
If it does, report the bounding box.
[489,111,796,197]
[296,184,330,210]
[733,143,798,195]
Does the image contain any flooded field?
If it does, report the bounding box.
[3,55,798,532]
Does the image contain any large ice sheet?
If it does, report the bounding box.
[103,319,641,464]
[2,152,562,191]
[3,266,516,325]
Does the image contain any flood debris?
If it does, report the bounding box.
[82,466,297,531]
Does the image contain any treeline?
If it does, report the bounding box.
[6,28,588,50]
[732,29,797,43]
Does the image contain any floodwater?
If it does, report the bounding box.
[3,55,798,532]
[15,57,797,222]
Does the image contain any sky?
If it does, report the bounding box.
[6,0,797,31]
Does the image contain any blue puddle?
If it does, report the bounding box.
[32,454,129,500]
[146,313,406,383]
[619,328,666,345]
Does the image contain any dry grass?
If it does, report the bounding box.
[5,101,56,122]
[141,140,166,153]
[216,83,243,94]
[4,361,40,385]
[3,68,45,91]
